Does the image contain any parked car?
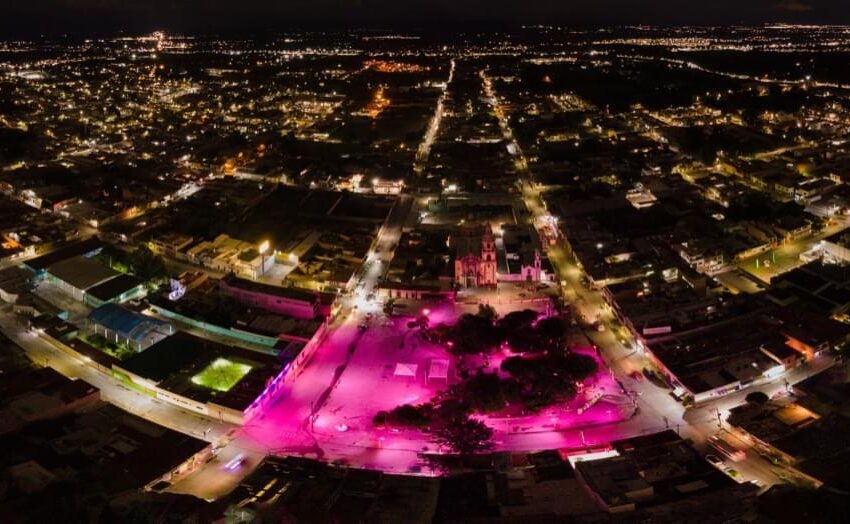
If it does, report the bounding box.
[705,454,723,467]
[724,467,743,482]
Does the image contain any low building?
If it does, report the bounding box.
[220,274,335,319]
[84,273,146,307]
[87,303,173,351]
[44,255,120,301]
[377,280,456,301]
[147,278,328,364]
[22,237,104,276]
[225,456,439,523]
[794,178,836,205]
[728,401,822,466]
[0,266,32,303]
[185,234,275,280]
[574,431,757,519]
[759,339,804,370]
[772,260,850,317]
[0,399,212,512]
[644,315,787,403]
[113,331,294,425]
[498,224,554,283]
[576,452,653,512]
[625,185,658,209]
[678,239,726,275]
[0,367,100,435]
[149,233,194,258]
[371,178,404,195]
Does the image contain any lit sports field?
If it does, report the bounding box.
[191,358,252,392]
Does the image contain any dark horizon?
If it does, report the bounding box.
[3,0,850,38]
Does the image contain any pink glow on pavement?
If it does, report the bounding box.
[232,305,635,475]
[476,345,634,436]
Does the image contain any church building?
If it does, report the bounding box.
[452,224,498,288]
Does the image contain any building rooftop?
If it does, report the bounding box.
[47,255,118,290]
[88,303,168,344]
[85,273,144,302]
[222,273,336,308]
[0,266,32,297]
[23,237,104,272]
[118,331,286,411]
[576,430,752,514]
[119,331,208,383]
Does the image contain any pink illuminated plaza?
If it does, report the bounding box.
[237,298,636,475]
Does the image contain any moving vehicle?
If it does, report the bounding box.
[223,453,247,471]
[708,435,746,462]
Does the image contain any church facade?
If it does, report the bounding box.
[452,224,498,288]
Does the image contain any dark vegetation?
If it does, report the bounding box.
[375,306,599,453]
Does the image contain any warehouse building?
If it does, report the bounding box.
[45,256,119,301]
[84,273,146,307]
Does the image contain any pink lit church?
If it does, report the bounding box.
[452,223,554,288]
[452,224,498,288]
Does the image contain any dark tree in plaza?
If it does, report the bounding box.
[373,403,434,428]
[534,316,570,354]
[433,416,494,455]
[457,371,521,413]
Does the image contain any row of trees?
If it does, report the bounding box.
[424,306,571,356]
[373,350,599,453]
[501,352,599,410]
[375,305,600,453]
[373,401,493,454]
[450,350,599,414]
[375,304,603,453]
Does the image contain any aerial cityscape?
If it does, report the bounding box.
[2,15,850,524]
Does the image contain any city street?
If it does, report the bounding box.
[0,63,839,504]
[519,179,830,491]
[7,22,850,522]
[175,74,846,493]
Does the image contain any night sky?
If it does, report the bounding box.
[2,0,849,36]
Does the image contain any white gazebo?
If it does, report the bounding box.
[393,362,418,380]
[426,359,449,385]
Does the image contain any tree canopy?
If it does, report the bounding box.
[432,416,494,455]
[426,310,574,356]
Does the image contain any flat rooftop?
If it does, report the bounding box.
[47,255,118,290]
[224,274,316,302]
[23,237,104,272]
[118,331,287,411]
[223,274,335,306]
[85,273,143,302]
